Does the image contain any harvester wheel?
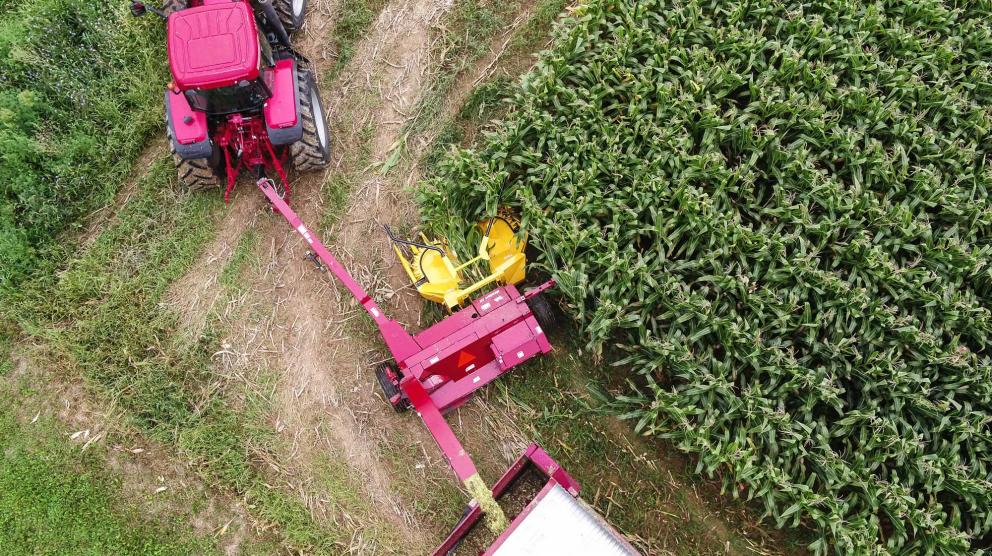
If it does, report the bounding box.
[160,0,187,15]
[290,70,331,172]
[526,293,557,336]
[273,0,307,33]
[375,363,410,413]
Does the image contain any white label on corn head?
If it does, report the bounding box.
[535,326,542,334]
[465,364,476,372]
[371,308,380,317]
[430,356,440,364]
[473,376,481,384]
[481,303,491,311]
[494,296,503,302]
[517,351,525,359]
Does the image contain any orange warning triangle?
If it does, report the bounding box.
[456,351,476,367]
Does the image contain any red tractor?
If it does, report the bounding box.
[131,0,330,200]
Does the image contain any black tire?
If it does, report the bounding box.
[526,293,557,336]
[375,363,409,412]
[161,0,187,15]
[290,69,331,172]
[168,129,222,192]
[273,0,307,33]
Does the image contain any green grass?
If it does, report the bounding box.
[324,0,391,82]
[4,160,346,554]
[418,0,570,167]
[320,121,373,234]
[0,0,166,289]
[379,434,466,528]
[506,0,570,54]
[422,77,516,170]
[406,0,525,138]
[0,401,215,555]
[218,230,259,292]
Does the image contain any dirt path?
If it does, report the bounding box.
[165,0,633,552]
[165,0,464,551]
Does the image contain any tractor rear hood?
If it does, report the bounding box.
[168,1,260,91]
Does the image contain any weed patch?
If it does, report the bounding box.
[0,1,165,289]
[324,0,390,82]
[7,161,343,553]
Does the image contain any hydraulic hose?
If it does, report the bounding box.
[254,0,291,47]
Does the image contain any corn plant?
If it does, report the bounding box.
[419,0,992,553]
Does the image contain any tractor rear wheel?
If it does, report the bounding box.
[174,156,220,192]
[290,70,331,172]
[168,130,222,193]
[273,0,307,33]
[161,0,187,15]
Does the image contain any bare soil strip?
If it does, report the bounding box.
[185,0,465,551]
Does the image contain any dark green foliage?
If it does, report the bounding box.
[419,0,992,553]
[0,0,164,289]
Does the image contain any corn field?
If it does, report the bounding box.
[419,0,992,553]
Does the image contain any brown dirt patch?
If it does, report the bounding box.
[164,188,266,335]
[176,0,463,551]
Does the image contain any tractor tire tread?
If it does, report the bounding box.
[290,70,331,172]
[168,130,221,193]
[174,156,220,192]
[526,293,558,336]
[161,0,187,15]
[272,0,306,33]
[375,363,409,413]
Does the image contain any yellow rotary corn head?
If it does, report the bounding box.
[387,213,527,309]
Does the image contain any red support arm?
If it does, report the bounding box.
[399,376,478,482]
[257,178,421,361]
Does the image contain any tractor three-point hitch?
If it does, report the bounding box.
[133,0,330,201]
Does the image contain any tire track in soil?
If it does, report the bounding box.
[170,0,459,552]
[165,188,266,334]
[163,0,565,551]
[243,1,564,551]
[261,0,458,547]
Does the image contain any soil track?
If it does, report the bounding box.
[165,0,469,550]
